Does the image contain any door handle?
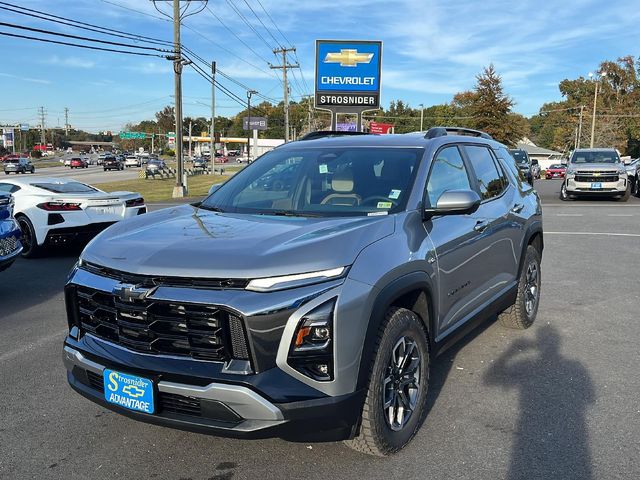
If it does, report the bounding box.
[511,203,524,214]
[474,220,489,232]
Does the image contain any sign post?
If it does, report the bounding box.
[243,117,267,162]
[315,40,383,131]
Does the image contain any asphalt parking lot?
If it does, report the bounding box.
[1,179,638,479]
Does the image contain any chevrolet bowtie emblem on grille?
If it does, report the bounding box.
[324,49,374,67]
[113,284,151,303]
[593,172,601,176]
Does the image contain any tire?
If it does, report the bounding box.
[633,178,640,198]
[16,215,42,258]
[345,307,430,456]
[498,245,541,329]
[559,182,572,201]
[618,184,631,202]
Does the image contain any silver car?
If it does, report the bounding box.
[63,127,543,456]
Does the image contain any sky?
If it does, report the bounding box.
[0,0,639,133]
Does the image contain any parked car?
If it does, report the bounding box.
[545,164,566,179]
[103,156,124,171]
[624,158,638,196]
[124,155,140,168]
[215,152,229,163]
[508,149,534,185]
[0,191,22,272]
[192,157,208,170]
[62,127,543,456]
[531,159,541,179]
[4,158,35,175]
[145,159,166,174]
[0,177,146,257]
[561,148,629,201]
[70,157,88,169]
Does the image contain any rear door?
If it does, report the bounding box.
[461,144,519,307]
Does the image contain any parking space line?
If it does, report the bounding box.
[556,214,583,217]
[546,231,640,238]
[607,214,634,217]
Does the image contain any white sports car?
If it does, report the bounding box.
[0,177,146,257]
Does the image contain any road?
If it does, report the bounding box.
[1,179,639,479]
[32,163,144,185]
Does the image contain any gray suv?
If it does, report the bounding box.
[62,127,543,456]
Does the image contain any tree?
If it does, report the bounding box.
[155,105,175,134]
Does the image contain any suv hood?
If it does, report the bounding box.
[570,163,625,172]
[82,205,395,279]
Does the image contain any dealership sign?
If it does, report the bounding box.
[315,40,382,109]
[370,122,394,134]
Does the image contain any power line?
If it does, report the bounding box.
[241,0,283,48]
[0,31,169,58]
[0,21,172,54]
[100,0,171,23]
[255,0,293,47]
[225,0,274,52]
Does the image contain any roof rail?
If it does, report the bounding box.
[298,131,371,141]
[425,127,493,140]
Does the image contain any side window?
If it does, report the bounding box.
[464,145,506,200]
[0,183,20,193]
[426,146,472,206]
[499,148,527,186]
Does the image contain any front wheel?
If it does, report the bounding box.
[345,307,429,456]
[498,245,541,329]
[559,182,572,201]
[618,184,631,202]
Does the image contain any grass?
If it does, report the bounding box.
[96,174,228,202]
[33,160,64,168]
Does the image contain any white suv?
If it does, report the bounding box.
[562,148,630,201]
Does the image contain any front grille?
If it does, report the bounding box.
[87,371,104,391]
[160,393,202,416]
[75,285,249,362]
[81,263,249,290]
[575,174,619,183]
[0,236,19,257]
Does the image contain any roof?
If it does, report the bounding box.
[516,142,561,156]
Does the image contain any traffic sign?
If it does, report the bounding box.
[119,132,147,140]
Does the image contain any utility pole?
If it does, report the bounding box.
[419,103,424,131]
[188,121,192,159]
[576,105,585,149]
[270,47,299,143]
[589,71,607,149]
[211,60,216,174]
[38,106,46,147]
[172,0,186,197]
[246,90,257,162]
[64,107,69,135]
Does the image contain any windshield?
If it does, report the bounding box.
[201,147,423,217]
[571,151,620,164]
[509,150,529,164]
[33,182,98,194]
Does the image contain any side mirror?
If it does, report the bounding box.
[424,190,481,219]
[207,183,222,196]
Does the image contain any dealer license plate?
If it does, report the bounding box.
[591,182,602,189]
[103,369,154,414]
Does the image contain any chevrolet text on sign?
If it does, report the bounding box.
[315,40,382,109]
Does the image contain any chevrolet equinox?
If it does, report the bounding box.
[63,127,543,456]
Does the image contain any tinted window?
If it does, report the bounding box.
[465,145,505,200]
[500,148,527,185]
[426,146,472,206]
[0,183,20,193]
[202,147,422,217]
[509,149,529,164]
[32,182,98,194]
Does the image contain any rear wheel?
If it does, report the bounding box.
[16,215,42,258]
[345,307,429,456]
[499,245,541,329]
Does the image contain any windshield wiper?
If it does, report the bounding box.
[198,205,225,213]
[258,210,322,218]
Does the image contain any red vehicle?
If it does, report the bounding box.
[70,157,88,169]
[214,153,229,163]
[545,164,566,179]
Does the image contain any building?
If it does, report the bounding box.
[189,136,285,159]
[516,139,564,171]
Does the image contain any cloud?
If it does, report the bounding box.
[0,72,51,85]
[126,62,172,74]
[44,55,96,69]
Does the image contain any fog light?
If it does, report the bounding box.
[317,364,329,375]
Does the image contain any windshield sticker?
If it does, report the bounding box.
[389,189,401,199]
[368,211,388,216]
[319,164,328,174]
[377,201,393,209]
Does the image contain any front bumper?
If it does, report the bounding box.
[63,343,364,440]
[565,177,627,194]
[62,266,376,440]
[0,219,22,271]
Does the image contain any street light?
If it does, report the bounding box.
[588,70,607,148]
[419,103,424,131]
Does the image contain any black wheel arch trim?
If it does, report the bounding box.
[518,221,543,277]
[355,271,436,391]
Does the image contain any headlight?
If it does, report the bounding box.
[246,267,346,292]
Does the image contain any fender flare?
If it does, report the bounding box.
[518,220,543,276]
[355,271,436,391]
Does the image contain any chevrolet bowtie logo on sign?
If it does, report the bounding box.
[315,40,382,109]
[324,49,374,67]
